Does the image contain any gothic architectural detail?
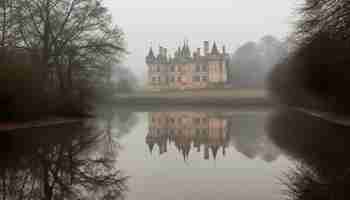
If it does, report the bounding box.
[146,41,229,90]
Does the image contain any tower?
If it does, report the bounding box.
[204,41,209,55]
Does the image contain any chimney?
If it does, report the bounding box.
[159,46,163,56]
[197,48,201,56]
[204,41,209,56]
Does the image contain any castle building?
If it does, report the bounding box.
[146,41,229,90]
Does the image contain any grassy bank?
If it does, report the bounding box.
[113,89,271,107]
[117,88,266,98]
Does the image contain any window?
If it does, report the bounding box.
[202,65,208,72]
[158,77,161,82]
[152,77,156,83]
[177,66,181,72]
[194,118,200,124]
[202,118,208,123]
[195,65,201,72]
[202,76,208,82]
[157,66,160,72]
[193,76,200,82]
[177,76,182,82]
[171,66,175,72]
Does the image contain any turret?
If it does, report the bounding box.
[181,42,191,58]
[204,41,209,55]
[222,45,226,55]
[211,41,220,55]
[146,47,156,64]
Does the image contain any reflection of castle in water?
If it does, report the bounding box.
[147,111,281,162]
[146,112,229,160]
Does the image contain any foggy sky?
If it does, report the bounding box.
[105,0,297,83]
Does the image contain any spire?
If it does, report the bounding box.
[211,146,219,160]
[147,141,154,154]
[147,47,155,57]
[146,47,156,64]
[211,41,220,55]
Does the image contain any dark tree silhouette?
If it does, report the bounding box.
[267,109,350,200]
[0,122,128,200]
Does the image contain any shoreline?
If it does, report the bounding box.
[1,89,271,132]
[111,95,272,108]
[0,118,85,132]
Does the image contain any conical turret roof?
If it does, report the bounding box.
[147,47,155,59]
[211,42,220,55]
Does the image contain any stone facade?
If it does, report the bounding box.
[146,41,229,90]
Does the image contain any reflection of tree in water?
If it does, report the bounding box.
[95,106,139,160]
[96,106,139,139]
[0,122,128,200]
[267,109,350,200]
[112,110,139,139]
[227,112,280,162]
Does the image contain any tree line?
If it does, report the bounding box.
[0,0,126,120]
[228,35,288,89]
[269,0,350,114]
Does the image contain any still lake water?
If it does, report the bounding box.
[99,108,291,200]
[2,106,348,199]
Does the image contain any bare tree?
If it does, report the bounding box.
[11,0,125,93]
[296,0,350,43]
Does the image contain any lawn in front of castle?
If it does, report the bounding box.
[117,88,266,99]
